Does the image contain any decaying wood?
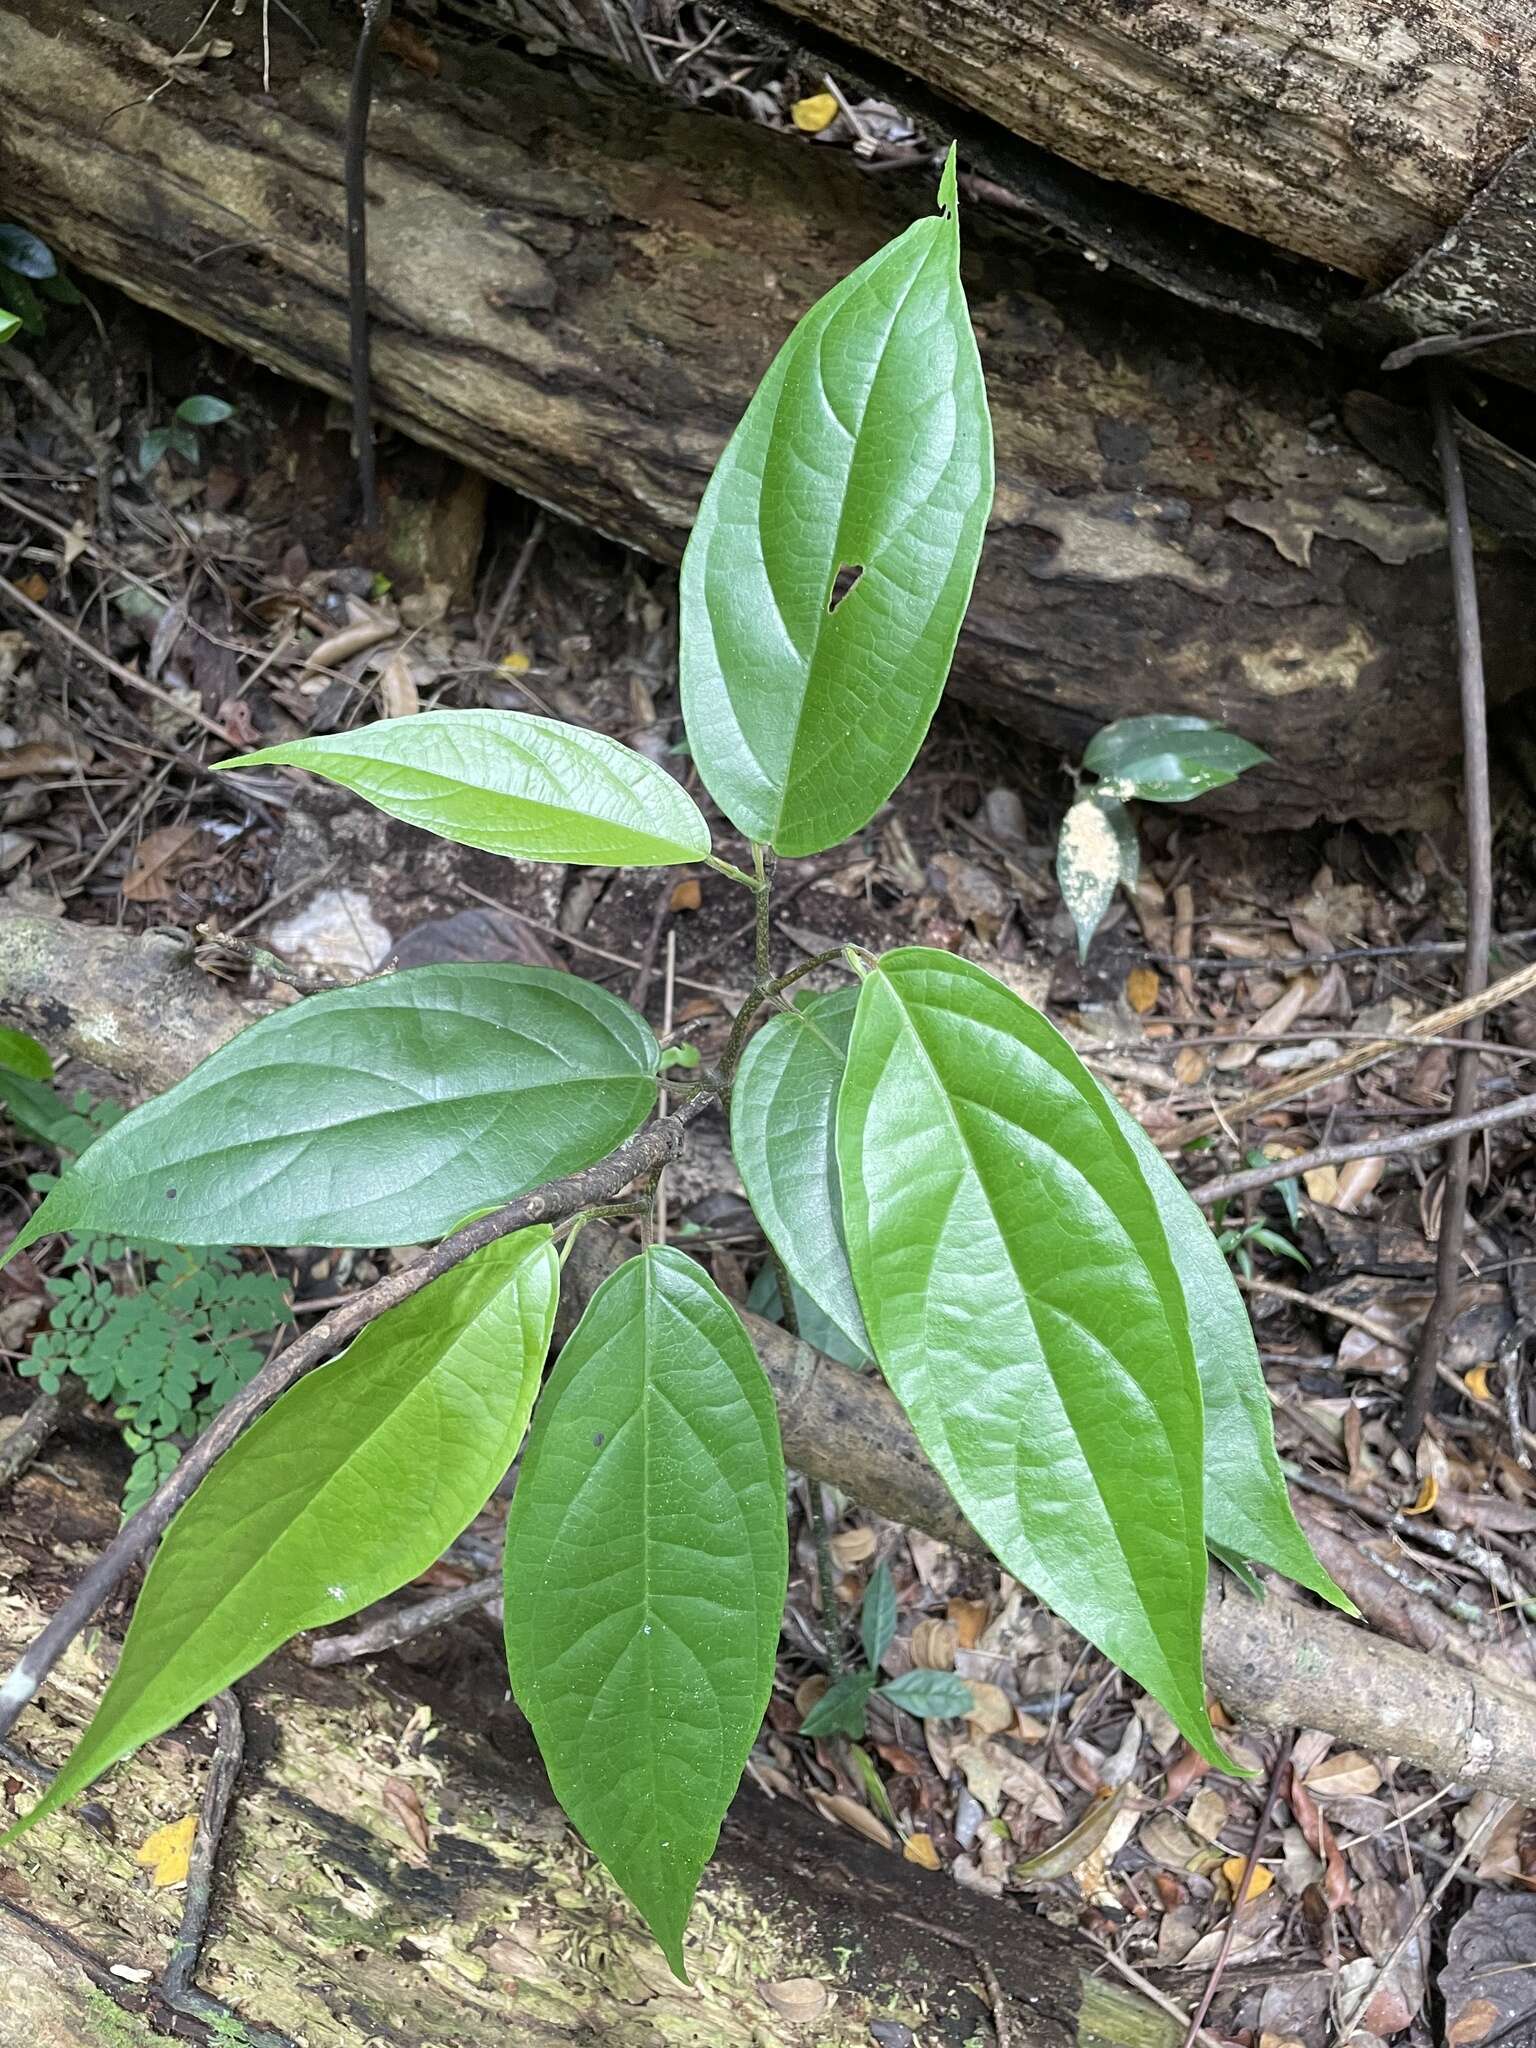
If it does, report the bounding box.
[6,911,1536,1807]
[752,0,1536,288]
[4,0,1534,827]
[0,1444,1182,2047]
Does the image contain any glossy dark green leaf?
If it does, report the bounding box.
[0,1026,52,1080]
[503,1247,787,1975]
[877,1668,974,1719]
[1083,715,1269,803]
[860,1561,897,1669]
[1,1229,559,1846]
[1096,1092,1350,1609]
[0,226,56,280]
[836,947,1227,1763]
[799,1672,875,1738]
[8,965,658,1256]
[731,988,866,1352]
[679,150,993,857]
[222,711,711,869]
[1057,791,1137,960]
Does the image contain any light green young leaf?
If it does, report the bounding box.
[504,1247,787,1975]
[0,311,19,346]
[0,1026,52,1080]
[836,948,1229,1765]
[679,148,993,857]
[731,988,866,1353]
[1083,715,1269,803]
[8,965,657,1256]
[1,1229,559,1846]
[222,710,711,869]
[1094,1090,1351,1610]
[1057,792,1137,961]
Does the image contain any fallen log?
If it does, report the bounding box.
[3,0,1532,828]
[4,909,1536,1803]
[0,1438,1182,2047]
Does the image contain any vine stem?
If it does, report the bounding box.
[346,0,392,530]
[0,1093,712,1742]
[768,1245,845,1677]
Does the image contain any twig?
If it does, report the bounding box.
[1164,956,1536,1150]
[1086,1941,1225,2048]
[1405,370,1494,1448]
[1236,1275,1410,1353]
[891,1912,1015,2048]
[629,873,674,1017]
[481,510,546,659]
[0,1381,80,1492]
[1189,1092,1536,1209]
[346,0,392,529]
[308,1577,500,1666]
[0,343,113,535]
[1148,930,1536,972]
[1181,1733,1293,2048]
[0,1094,711,1742]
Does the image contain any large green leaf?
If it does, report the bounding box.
[836,948,1227,1763]
[8,966,658,1255]
[679,151,993,857]
[1096,1094,1351,1609]
[2,1229,559,1845]
[221,710,711,869]
[730,987,866,1353]
[503,1247,787,1974]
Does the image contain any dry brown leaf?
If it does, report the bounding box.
[794,1674,828,1718]
[1304,1750,1383,1800]
[1186,1785,1229,1841]
[903,1832,942,1870]
[961,1680,1014,1736]
[909,1617,957,1670]
[121,822,209,902]
[1289,1765,1352,1908]
[670,877,702,912]
[759,1977,837,2023]
[377,648,420,718]
[1139,1812,1211,1871]
[1126,966,1159,1014]
[829,1525,876,1568]
[947,1596,988,1650]
[12,573,48,603]
[381,1774,432,1858]
[0,741,80,780]
[1173,1045,1206,1085]
[811,1792,892,1850]
[953,1738,1063,1822]
[1012,1783,1128,1884]
[1334,1154,1385,1212]
[1214,972,1319,1071]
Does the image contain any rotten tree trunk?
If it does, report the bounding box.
[0,1440,1180,2048]
[3,0,1532,828]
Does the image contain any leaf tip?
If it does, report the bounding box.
[938,143,959,217]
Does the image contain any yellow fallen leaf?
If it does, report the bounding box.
[1125,966,1159,1014]
[1302,1164,1339,1206]
[1403,1472,1438,1516]
[498,648,531,673]
[903,1831,942,1870]
[791,91,839,132]
[1220,1855,1273,1905]
[135,1812,198,1889]
[1465,1365,1492,1402]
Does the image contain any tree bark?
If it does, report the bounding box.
[2,0,1531,828]
[0,1439,1181,2048]
[751,0,1536,288]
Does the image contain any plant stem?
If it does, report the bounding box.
[752,842,774,983]
[704,853,758,891]
[346,0,392,530]
[769,1244,846,1677]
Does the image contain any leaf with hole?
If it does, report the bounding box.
[836,947,1228,1762]
[1,1228,560,1845]
[679,149,992,856]
[1057,792,1138,959]
[8,965,658,1255]
[1095,1090,1350,1608]
[503,1247,786,1975]
[1083,715,1269,803]
[223,711,711,869]
[731,987,866,1352]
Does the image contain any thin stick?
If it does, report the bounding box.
[481,511,545,659]
[0,344,113,535]
[308,1577,500,1666]
[1190,1092,1536,1209]
[0,1382,79,1492]
[1405,371,1494,1447]
[1236,1275,1409,1352]
[0,1095,710,1742]
[1181,1733,1294,2048]
[346,0,392,530]
[1163,956,1536,1150]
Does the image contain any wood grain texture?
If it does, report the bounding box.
[3,0,1532,825]
[765,0,1536,282]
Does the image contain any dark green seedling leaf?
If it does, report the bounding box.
[731,987,866,1352]
[136,428,171,476]
[8,965,657,1256]
[168,423,200,464]
[679,149,993,857]
[504,1247,787,1976]
[0,272,45,338]
[1097,1092,1350,1610]
[0,1026,52,1080]
[860,1561,897,1669]
[1084,715,1269,804]
[1,1229,560,1846]
[877,1669,974,1719]
[0,226,56,280]
[837,948,1229,1764]
[223,710,711,870]
[800,1672,876,1739]
[175,394,234,426]
[1057,791,1138,960]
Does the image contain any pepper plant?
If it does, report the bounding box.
[0,153,1344,1974]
